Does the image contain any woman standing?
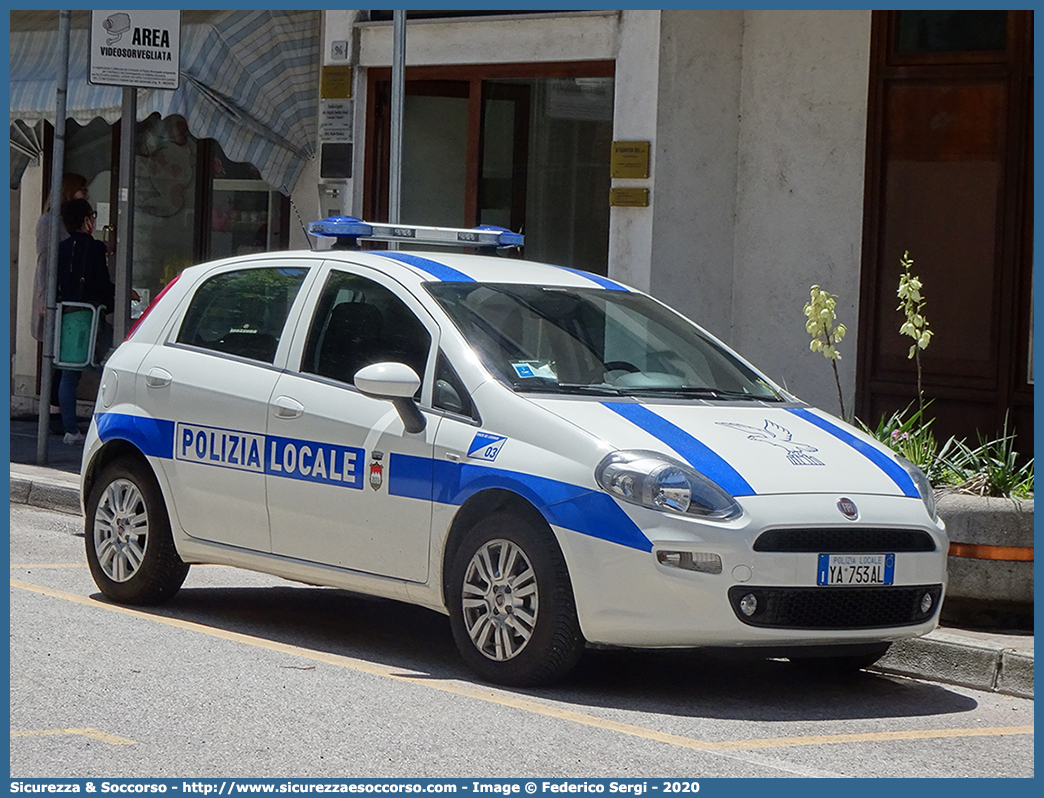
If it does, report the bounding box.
[55,198,114,445]
[32,173,88,431]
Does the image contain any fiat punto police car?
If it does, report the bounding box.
[81,217,947,686]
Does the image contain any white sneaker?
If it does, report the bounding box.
[63,431,85,445]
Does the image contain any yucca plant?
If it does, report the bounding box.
[803,284,847,419]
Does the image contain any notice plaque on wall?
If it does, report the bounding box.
[611,141,650,179]
[320,100,354,143]
[609,188,650,207]
[321,65,353,99]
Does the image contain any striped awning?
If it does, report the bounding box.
[9,10,319,195]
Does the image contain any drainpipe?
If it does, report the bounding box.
[388,9,406,238]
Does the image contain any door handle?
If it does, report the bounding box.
[144,367,172,389]
[272,395,305,419]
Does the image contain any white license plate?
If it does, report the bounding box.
[817,553,895,586]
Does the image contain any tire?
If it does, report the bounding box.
[788,642,891,674]
[85,460,189,605]
[447,511,584,686]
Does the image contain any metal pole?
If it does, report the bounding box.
[36,9,71,465]
[388,9,406,229]
[113,87,136,343]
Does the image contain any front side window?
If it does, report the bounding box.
[302,271,432,386]
[426,283,782,401]
[434,351,476,420]
[176,266,308,363]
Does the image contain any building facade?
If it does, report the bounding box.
[9,9,1033,453]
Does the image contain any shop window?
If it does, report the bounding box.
[133,115,198,309]
[207,153,291,263]
[48,114,290,314]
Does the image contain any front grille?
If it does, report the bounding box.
[728,584,943,629]
[753,528,936,553]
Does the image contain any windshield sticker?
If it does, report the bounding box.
[468,432,507,461]
[511,361,556,380]
[716,420,825,466]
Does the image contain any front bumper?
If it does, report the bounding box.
[555,492,948,649]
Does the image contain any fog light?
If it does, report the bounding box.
[656,550,723,574]
[920,592,934,614]
[739,593,758,617]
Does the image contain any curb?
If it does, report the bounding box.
[872,633,1034,699]
[11,472,82,516]
[8,471,1033,699]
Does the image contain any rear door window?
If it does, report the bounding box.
[176,266,308,364]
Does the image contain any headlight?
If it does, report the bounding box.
[898,456,937,521]
[595,449,742,521]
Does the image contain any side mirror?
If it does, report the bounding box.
[354,362,426,434]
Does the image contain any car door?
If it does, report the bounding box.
[138,261,313,551]
[265,265,440,582]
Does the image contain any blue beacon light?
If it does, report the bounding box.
[308,216,524,249]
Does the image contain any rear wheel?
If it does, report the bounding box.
[447,512,584,686]
[85,460,189,605]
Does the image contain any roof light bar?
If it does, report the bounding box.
[308,216,524,248]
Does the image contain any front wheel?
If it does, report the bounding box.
[85,460,189,605]
[447,512,584,686]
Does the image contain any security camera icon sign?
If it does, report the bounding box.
[103,13,131,45]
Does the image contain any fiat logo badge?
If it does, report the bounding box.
[837,497,859,520]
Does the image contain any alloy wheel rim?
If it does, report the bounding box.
[462,539,539,661]
[94,478,149,583]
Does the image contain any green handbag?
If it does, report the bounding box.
[54,302,99,369]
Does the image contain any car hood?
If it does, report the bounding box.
[526,398,921,499]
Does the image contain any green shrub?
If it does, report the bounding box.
[857,406,1032,499]
[936,417,1034,499]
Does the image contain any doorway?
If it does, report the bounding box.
[857,10,1034,453]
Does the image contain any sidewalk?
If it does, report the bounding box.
[9,416,1034,699]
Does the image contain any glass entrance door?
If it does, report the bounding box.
[366,64,614,275]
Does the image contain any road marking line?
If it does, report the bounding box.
[10,563,228,569]
[10,564,86,569]
[11,578,1034,754]
[10,728,137,745]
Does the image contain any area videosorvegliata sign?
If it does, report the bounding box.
[89,10,181,90]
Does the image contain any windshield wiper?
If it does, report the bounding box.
[513,380,622,396]
[619,387,776,401]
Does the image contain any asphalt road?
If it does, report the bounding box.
[9,504,1035,780]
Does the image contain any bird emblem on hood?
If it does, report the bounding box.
[716,420,825,466]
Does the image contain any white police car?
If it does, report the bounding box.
[81,218,947,686]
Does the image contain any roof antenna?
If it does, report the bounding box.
[290,197,315,251]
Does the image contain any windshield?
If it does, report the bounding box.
[425,283,782,400]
